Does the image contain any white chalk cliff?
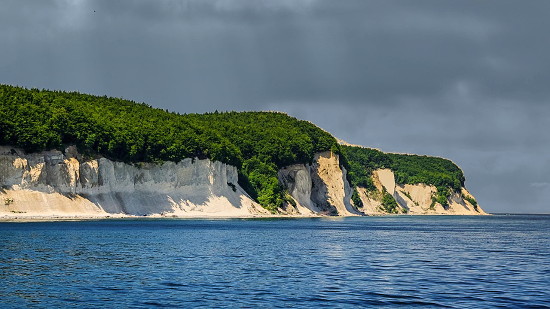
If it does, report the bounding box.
[0,146,485,218]
[354,169,486,215]
[0,146,265,218]
[278,151,361,216]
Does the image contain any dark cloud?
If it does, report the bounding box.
[1,0,549,213]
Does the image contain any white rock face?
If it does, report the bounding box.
[277,164,319,214]
[374,169,396,195]
[279,151,360,216]
[356,168,486,215]
[0,146,485,218]
[0,146,264,218]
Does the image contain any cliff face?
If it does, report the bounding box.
[278,159,485,216]
[355,169,486,215]
[0,146,485,218]
[278,151,360,216]
[0,146,265,218]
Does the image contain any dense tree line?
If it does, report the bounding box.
[0,84,338,211]
[340,145,465,202]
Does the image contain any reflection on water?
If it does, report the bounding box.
[0,215,549,308]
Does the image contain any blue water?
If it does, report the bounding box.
[1,215,549,308]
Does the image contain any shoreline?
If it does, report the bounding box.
[0,212,494,222]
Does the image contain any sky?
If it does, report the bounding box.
[1,0,549,213]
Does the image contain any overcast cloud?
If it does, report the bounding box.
[1,0,549,213]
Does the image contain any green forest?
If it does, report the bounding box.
[0,84,467,211]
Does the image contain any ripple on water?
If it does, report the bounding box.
[0,215,549,308]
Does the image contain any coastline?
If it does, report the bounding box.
[0,212,493,222]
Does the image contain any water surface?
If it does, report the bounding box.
[1,215,549,308]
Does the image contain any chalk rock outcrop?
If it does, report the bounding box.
[278,151,360,216]
[355,168,486,215]
[0,146,485,218]
[0,146,264,218]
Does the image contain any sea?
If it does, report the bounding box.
[1,215,549,308]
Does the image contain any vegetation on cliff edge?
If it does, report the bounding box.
[340,145,465,203]
[0,84,338,212]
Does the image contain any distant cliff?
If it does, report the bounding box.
[278,151,484,216]
[340,145,485,215]
[354,169,484,215]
